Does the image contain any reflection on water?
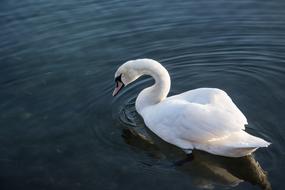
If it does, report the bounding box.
[122,128,271,190]
[180,151,271,190]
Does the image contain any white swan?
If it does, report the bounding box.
[112,59,270,157]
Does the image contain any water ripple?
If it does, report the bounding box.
[1,0,285,189]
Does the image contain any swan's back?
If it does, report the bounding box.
[166,88,247,127]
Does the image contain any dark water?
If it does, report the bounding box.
[1,0,285,189]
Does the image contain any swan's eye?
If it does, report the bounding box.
[115,74,123,84]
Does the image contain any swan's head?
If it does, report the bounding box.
[112,60,140,96]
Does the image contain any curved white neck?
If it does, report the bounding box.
[134,60,171,114]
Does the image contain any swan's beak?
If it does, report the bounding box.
[112,81,124,96]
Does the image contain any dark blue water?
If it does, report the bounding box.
[1,0,285,189]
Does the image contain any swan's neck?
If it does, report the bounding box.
[135,60,171,114]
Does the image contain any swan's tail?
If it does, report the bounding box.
[232,131,271,148]
[199,131,271,157]
[224,131,270,157]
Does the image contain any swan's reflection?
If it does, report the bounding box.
[122,128,271,190]
[178,150,271,190]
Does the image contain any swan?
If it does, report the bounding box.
[112,58,270,157]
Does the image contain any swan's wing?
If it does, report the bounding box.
[171,88,248,128]
[142,99,247,145]
[176,102,246,143]
[209,89,248,127]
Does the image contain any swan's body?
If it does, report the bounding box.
[113,59,270,157]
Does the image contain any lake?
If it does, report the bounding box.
[0,0,285,189]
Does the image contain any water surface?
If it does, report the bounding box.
[1,0,285,189]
